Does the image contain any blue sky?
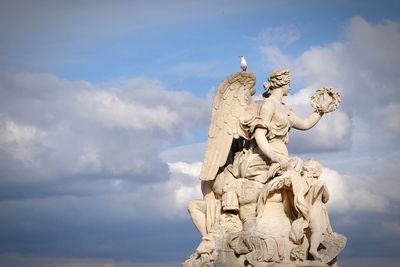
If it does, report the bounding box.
[0,1,400,266]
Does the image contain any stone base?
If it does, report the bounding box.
[182,232,346,267]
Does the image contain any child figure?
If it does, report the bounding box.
[302,159,333,261]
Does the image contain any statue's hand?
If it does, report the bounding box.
[275,156,289,171]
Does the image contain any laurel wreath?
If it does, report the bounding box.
[311,87,341,113]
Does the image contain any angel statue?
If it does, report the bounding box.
[184,65,346,267]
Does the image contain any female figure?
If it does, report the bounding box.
[228,69,327,231]
[254,69,325,218]
[249,69,326,262]
[254,68,323,176]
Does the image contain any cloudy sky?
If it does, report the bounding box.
[0,0,399,266]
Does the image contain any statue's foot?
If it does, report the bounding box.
[309,249,322,261]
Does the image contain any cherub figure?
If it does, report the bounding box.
[302,159,332,261]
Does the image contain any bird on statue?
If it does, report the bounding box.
[240,56,247,72]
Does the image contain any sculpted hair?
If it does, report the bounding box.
[263,68,291,91]
[302,159,322,178]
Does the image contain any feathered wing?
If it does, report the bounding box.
[200,71,256,181]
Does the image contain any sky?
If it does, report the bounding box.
[0,0,399,266]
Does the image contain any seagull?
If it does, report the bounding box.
[240,56,247,72]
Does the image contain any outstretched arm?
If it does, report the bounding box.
[291,111,323,131]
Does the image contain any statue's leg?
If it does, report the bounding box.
[309,230,323,261]
[308,202,324,261]
[239,202,258,230]
[188,200,207,236]
[238,180,264,230]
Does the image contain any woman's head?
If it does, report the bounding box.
[263,68,291,92]
[302,159,322,178]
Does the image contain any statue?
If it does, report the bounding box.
[183,61,346,267]
[301,159,332,262]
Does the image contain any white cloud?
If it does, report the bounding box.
[166,161,203,219]
[0,118,45,143]
[320,167,350,213]
[0,117,47,165]
[293,42,346,86]
[0,73,209,182]
[78,90,179,133]
[320,166,389,214]
[0,72,210,263]
[114,77,211,131]
[168,161,202,177]
[0,161,203,224]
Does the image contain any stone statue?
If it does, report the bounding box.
[301,159,332,262]
[184,64,346,267]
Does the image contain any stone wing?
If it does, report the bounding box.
[199,71,256,181]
